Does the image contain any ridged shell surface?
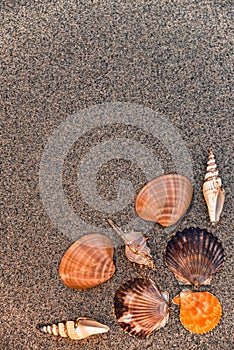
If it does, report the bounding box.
[165,227,224,287]
[59,234,115,290]
[203,149,225,225]
[173,290,222,334]
[40,317,109,340]
[135,174,193,227]
[107,219,155,269]
[114,278,169,338]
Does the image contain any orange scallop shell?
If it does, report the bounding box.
[173,290,222,334]
[135,174,193,227]
[59,234,115,290]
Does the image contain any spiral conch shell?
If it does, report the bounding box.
[40,317,109,340]
[135,174,193,227]
[114,278,169,338]
[173,290,222,334]
[203,149,225,225]
[107,219,155,269]
[165,227,224,287]
[59,234,115,290]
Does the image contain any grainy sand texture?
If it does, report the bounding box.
[1,1,233,350]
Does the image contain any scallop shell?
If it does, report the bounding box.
[59,234,115,290]
[135,174,193,227]
[107,219,155,269]
[40,317,109,340]
[165,227,224,287]
[173,290,222,334]
[114,278,169,338]
[203,149,225,225]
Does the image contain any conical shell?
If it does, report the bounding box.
[135,174,193,227]
[59,234,115,290]
[40,317,109,340]
[203,149,225,225]
[114,278,169,338]
[165,227,224,287]
[172,290,222,334]
[107,219,155,269]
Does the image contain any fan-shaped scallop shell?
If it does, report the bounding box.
[135,174,193,227]
[59,234,115,290]
[107,219,155,269]
[203,149,225,225]
[40,317,109,340]
[173,290,222,334]
[114,278,169,338]
[165,227,224,287]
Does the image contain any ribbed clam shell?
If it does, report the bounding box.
[135,174,193,227]
[203,149,225,225]
[114,278,169,338]
[107,219,155,269]
[40,317,109,340]
[165,227,224,287]
[173,290,222,334]
[59,234,115,290]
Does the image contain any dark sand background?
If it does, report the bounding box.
[1,1,233,349]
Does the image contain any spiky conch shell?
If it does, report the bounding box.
[107,219,155,269]
[135,174,193,227]
[173,290,222,334]
[59,234,115,290]
[203,149,225,225]
[114,278,169,338]
[165,227,224,287]
[40,317,109,340]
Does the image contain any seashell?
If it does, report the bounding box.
[135,174,193,227]
[114,278,169,338]
[165,227,224,287]
[59,234,115,290]
[107,219,155,269]
[173,290,222,334]
[203,149,225,225]
[40,317,109,340]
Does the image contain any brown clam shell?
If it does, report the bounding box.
[114,278,169,338]
[59,234,115,290]
[173,290,222,334]
[135,174,193,227]
[165,227,224,287]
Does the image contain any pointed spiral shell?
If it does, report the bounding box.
[203,149,225,225]
[40,317,109,340]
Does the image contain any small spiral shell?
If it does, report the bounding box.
[107,219,155,269]
[39,317,109,340]
[203,149,225,225]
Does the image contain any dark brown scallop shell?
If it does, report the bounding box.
[113,278,169,338]
[165,227,224,287]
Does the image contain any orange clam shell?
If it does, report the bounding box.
[173,290,222,334]
[135,174,193,227]
[59,234,115,290]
